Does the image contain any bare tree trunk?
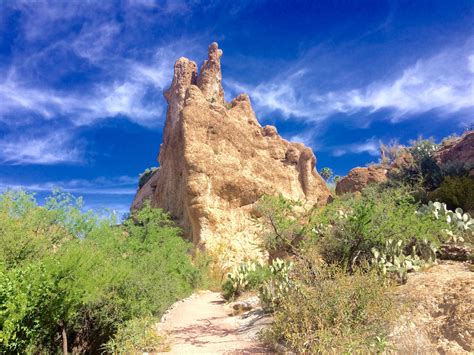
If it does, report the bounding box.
[62,325,68,355]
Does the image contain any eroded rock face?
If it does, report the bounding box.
[336,165,388,195]
[436,131,474,176]
[131,169,160,210]
[133,43,331,268]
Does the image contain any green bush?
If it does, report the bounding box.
[0,190,200,353]
[253,195,303,259]
[103,317,169,354]
[310,186,445,272]
[221,258,293,304]
[429,176,474,212]
[320,167,333,182]
[264,260,394,353]
[387,137,443,192]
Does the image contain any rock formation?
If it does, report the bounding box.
[436,131,474,176]
[133,43,331,268]
[335,165,388,195]
[336,131,474,195]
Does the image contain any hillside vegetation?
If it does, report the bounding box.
[222,134,474,353]
[0,191,203,353]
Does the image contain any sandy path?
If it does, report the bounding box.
[159,291,270,354]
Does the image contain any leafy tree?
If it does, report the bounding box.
[0,191,200,353]
[320,167,333,182]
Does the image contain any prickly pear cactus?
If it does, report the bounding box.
[371,238,437,283]
[259,258,293,311]
[418,201,474,243]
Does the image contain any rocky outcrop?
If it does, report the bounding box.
[131,169,160,210]
[436,131,474,176]
[390,262,474,354]
[133,43,331,268]
[335,165,388,195]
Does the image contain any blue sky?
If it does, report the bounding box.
[0,0,473,216]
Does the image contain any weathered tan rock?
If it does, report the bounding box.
[436,131,474,176]
[133,43,331,269]
[131,169,160,210]
[336,165,388,195]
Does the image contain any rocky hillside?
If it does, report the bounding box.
[336,131,474,195]
[132,43,331,268]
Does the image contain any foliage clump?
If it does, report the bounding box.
[253,194,304,260]
[264,261,394,353]
[319,167,333,182]
[429,176,474,212]
[222,260,270,300]
[311,186,444,275]
[222,258,293,310]
[0,190,200,353]
[103,317,169,354]
[386,137,443,192]
[241,185,458,353]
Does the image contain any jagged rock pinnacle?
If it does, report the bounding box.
[133,43,331,270]
[196,42,225,104]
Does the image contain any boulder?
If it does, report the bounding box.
[436,131,474,176]
[133,43,331,268]
[336,165,388,195]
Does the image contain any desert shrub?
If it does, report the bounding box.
[440,133,460,147]
[190,250,223,291]
[103,317,168,354]
[254,195,304,259]
[429,176,474,212]
[441,160,473,177]
[264,260,394,353]
[138,167,159,189]
[387,137,443,192]
[380,140,405,165]
[0,191,200,353]
[221,258,293,303]
[311,186,445,272]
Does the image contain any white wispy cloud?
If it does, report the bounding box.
[1,0,202,129]
[6,51,201,128]
[71,22,121,63]
[0,130,82,165]
[229,42,474,124]
[312,49,474,122]
[330,138,381,157]
[0,175,137,219]
[0,176,137,195]
[0,46,180,127]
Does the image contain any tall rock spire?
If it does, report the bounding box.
[196,42,224,104]
[132,43,332,271]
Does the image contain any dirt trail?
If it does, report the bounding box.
[158,291,270,354]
